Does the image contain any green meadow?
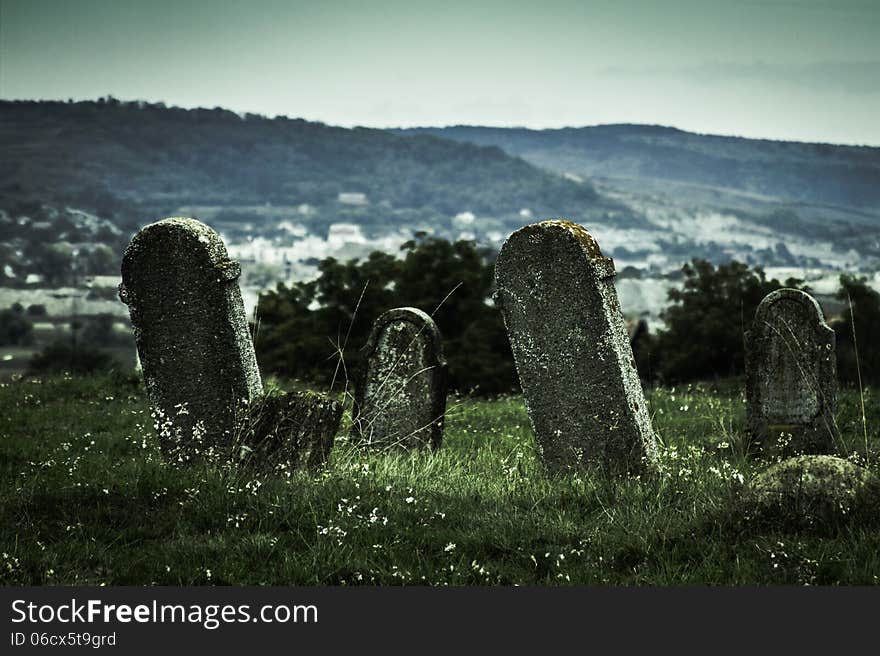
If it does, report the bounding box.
[1,374,878,586]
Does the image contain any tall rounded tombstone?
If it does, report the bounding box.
[494,219,657,475]
[353,307,447,449]
[119,217,262,462]
[746,288,838,455]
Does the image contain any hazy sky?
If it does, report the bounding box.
[2,0,878,144]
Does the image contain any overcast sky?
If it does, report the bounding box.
[1,0,878,145]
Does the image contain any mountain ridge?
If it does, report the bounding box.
[394,124,880,216]
[0,99,635,239]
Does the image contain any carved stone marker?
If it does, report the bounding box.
[120,217,263,461]
[746,288,838,454]
[238,391,343,473]
[494,219,657,474]
[353,307,447,449]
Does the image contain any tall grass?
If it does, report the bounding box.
[0,375,878,585]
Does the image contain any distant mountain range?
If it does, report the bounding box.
[0,100,635,241]
[396,124,880,225]
[395,124,880,268]
[1,100,879,273]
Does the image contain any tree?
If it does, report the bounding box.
[653,259,790,382]
[0,308,34,346]
[29,341,119,375]
[26,243,74,286]
[82,245,117,276]
[835,274,880,385]
[254,236,517,395]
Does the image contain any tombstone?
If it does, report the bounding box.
[119,217,263,461]
[352,307,447,449]
[746,288,838,454]
[494,219,657,474]
[237,391,343,473]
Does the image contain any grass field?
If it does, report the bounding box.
[1,374,878,585]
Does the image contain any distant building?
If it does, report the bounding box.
[83,275,121,289]
[327,223,366,248]
[337,192,368,206]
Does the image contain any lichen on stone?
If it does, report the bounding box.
[352,307,447,450]
[743,455,880,530]
[494,218,656,476]
[120,217,263,462]
[745,288,838,456]
[523,219,603,258]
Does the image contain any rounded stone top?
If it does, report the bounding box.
[512,219,604,258]
[754,287,827,325]
[364,306,445,362]
[119,217,240,305]
[123,217,232,270]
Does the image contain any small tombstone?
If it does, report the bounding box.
[237,391,343,474]
[494,219,657,474]
[353,307,447,449]
[746,288,838,454]
[120,217,263,461]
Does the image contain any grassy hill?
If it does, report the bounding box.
[1,374,878,585]
[396,124,880,216]
[0,100,640,238]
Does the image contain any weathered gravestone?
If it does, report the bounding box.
[494,219,657,474]
[237,391,342,474]
[121,217,343,468]
[746,288,838,454]
[120,217,263,461]
[352,307,447,449]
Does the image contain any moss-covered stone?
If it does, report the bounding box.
[745,288,838,456]
[352,307,447,450]
[119,217,262,463]
[236,390,342,473]
[743,455,880,531]
[494,219,656,475]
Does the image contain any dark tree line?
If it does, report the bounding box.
[254,235,515,395]
[254,239,880,394]
[1,99,609,234]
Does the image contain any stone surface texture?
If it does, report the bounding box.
[238,391,343,473]
[494,219,657,474]
[353,307,447,449]
[745,455,879,529]
[119,217,262,461]
[746,288,838,454]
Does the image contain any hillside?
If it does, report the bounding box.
[394,124,880,272]
[2,102,879,339]
[396,124,880,219]
[0,100,638,240]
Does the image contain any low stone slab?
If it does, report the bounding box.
[743,455,880,530]
[746,288,838,455]
[494,219,657,474]
[352,307,447,449]
[237,391,343,473]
